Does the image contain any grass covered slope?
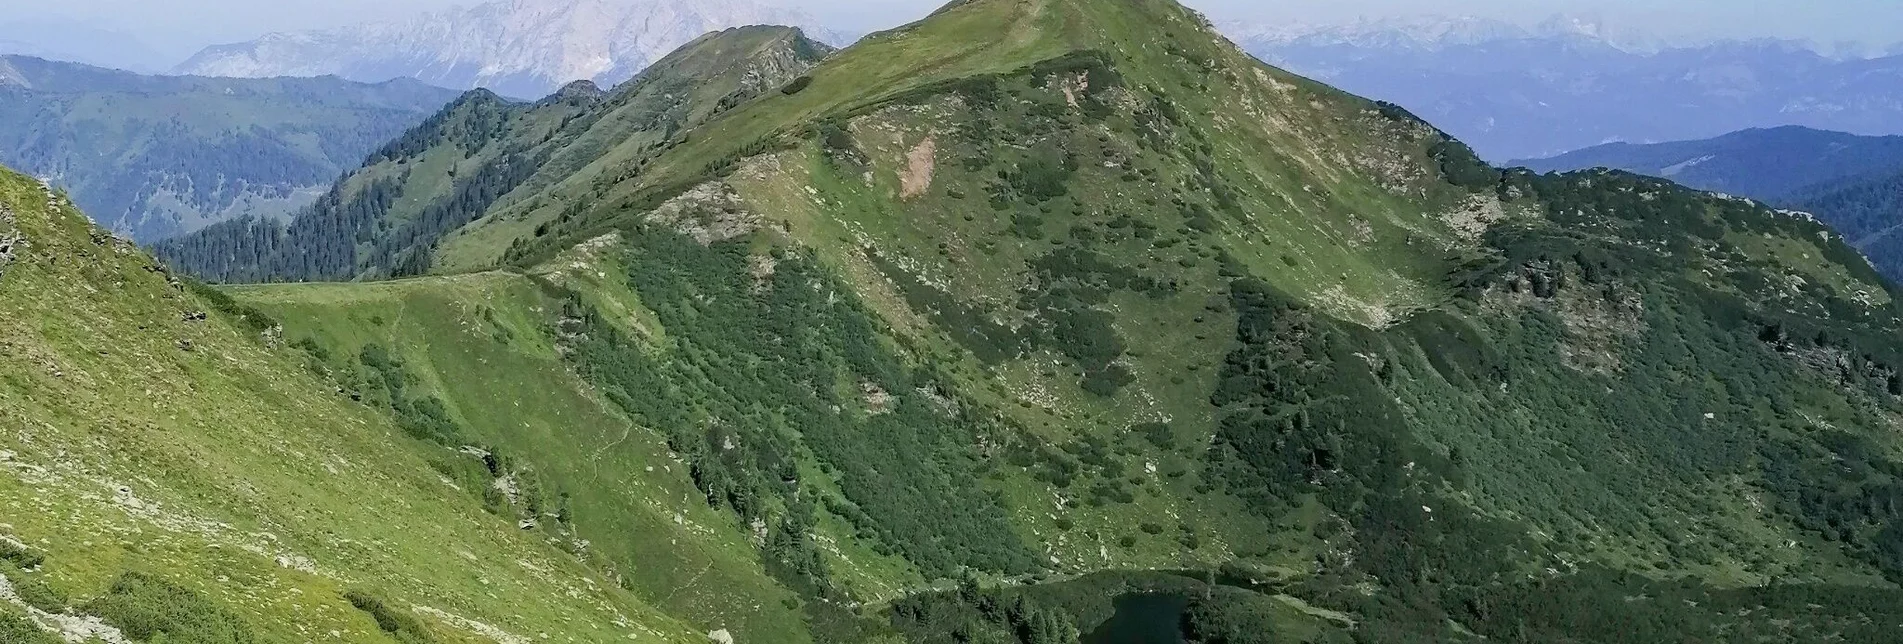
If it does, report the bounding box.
[0,55,458,242]
[514,0,1486,325]
[228,268,825,642]
[0,169,702,642]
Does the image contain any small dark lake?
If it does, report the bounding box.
[1082,592,1191,644]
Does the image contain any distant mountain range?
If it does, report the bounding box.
[173,0,849,99]
[158,7,1903,163]
[1516,126,1903,200]
[1521,125,1903,282]
[0,55,457,242]
[1224,14,1687,55]
[1229,14,1903,161]
[0,18,169,74]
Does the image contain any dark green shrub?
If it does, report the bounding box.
[184,278,276,334]
[85,571,256,643]
[345,590,435,643]
[1135,422,1173,448]
[0,615,60,644]
[0,540,43,569]
[4,566,66,613]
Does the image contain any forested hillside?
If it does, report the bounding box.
[18,0,1903,642]
[0,55,457,242]
[1791,169,1903,282]
[154,26,831,282]
[1522,126,1903,284]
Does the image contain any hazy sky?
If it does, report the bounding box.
[9,0,1900,61]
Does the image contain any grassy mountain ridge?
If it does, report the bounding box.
[0,168,705,643]
[154,26,834,283]
[504,0,1485,327]
[0,55,458,242]
[54,0,1903,641]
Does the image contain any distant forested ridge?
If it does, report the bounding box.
[1792,169,1903,282]
[0,54,457,242]
[154,26,831,283]
[1520,126,1903,283]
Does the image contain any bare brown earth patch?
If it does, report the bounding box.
[899,136,937,200]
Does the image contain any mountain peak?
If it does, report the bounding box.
[481,0,1498,329]
[542,79,606,104]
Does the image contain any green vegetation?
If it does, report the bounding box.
[18,0,1903,642]
[85,572,258,643]
[0,168,703,642]
[890,571,1354,644]
[565,232,1038,582]
[0,615,61,644]
[155,26,833,283]
[230,269,826,641]
[1795,169,1903,281]
[0,55,456,242]
[345,590,437,644]
[4,564,67,613]
[150,90,555,281]
[0,540,44,569]
[1517,126,1903,284]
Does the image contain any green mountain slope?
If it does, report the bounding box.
[0,169,704,643]
[0,55,458,242]
[153,26,833,283]
[45,0,1903,641]
[224,269,826,641]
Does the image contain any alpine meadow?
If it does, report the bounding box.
[8,0,1903,643]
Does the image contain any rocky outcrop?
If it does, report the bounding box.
[0,204,23,281]
[645,182,757,245]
